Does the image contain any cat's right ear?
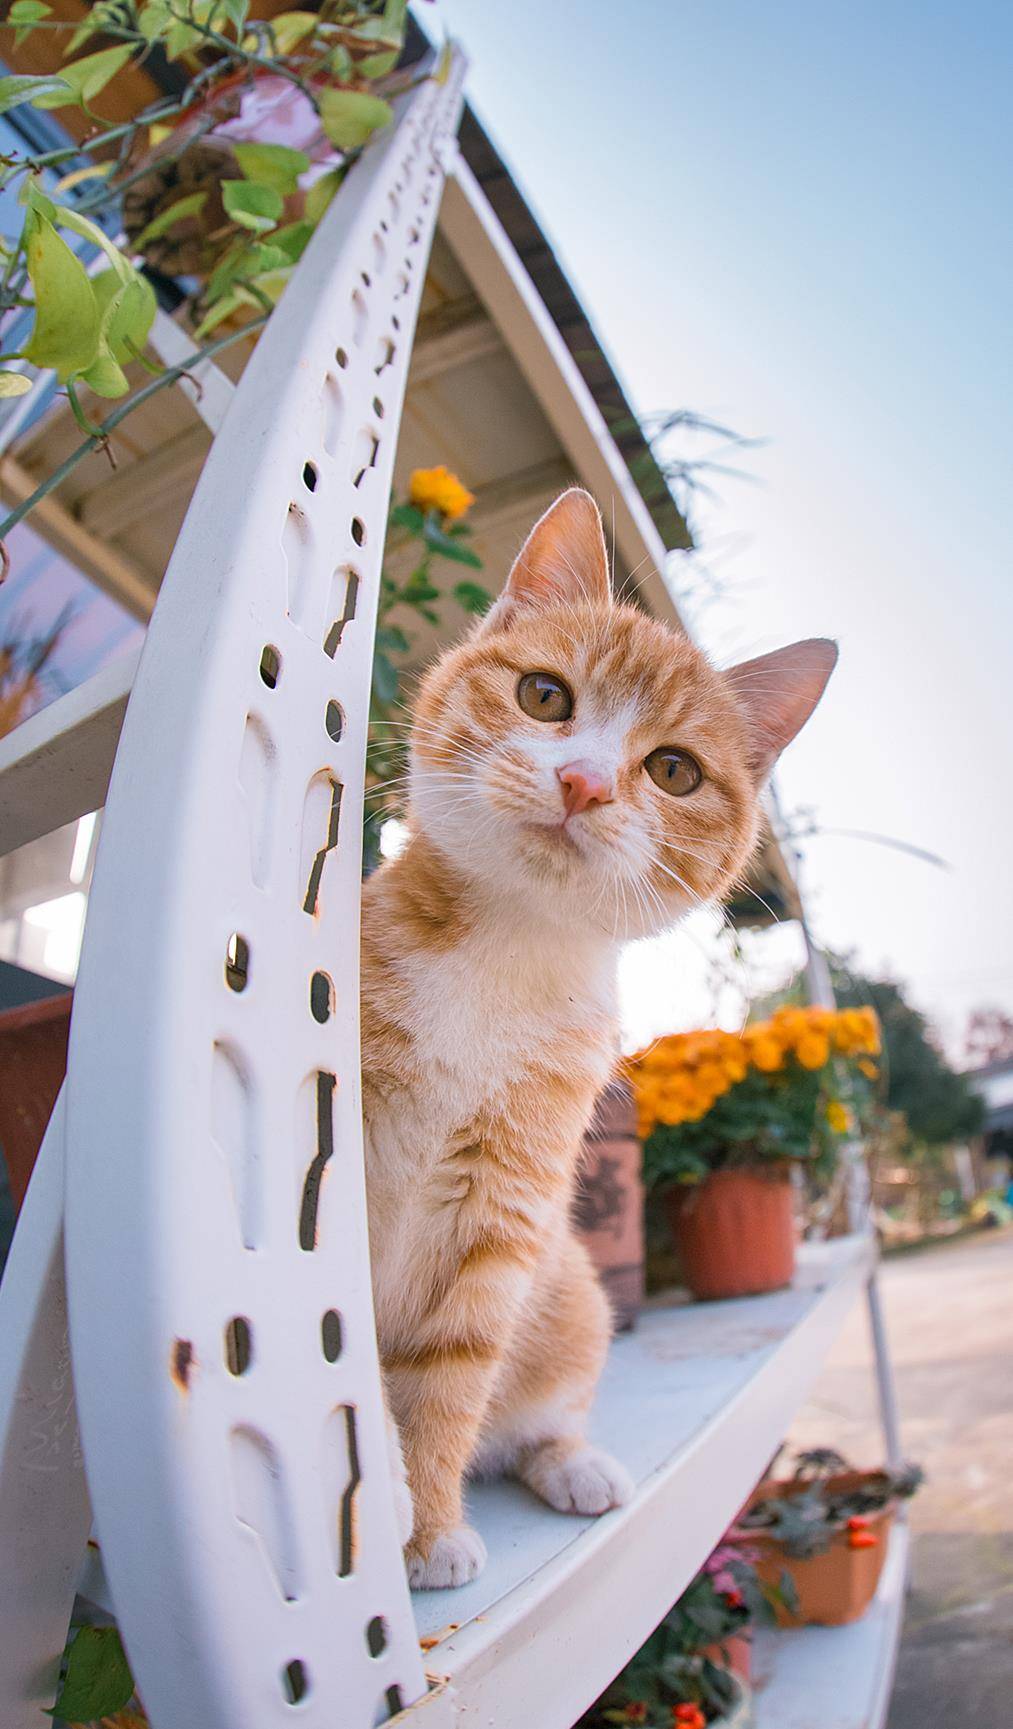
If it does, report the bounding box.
[482,488,612,629]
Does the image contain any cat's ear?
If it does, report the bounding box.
[484,488,611,628]
[724,638,838,782]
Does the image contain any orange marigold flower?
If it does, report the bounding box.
[858,1058,879,1080]
[846,1515,870,1530]
[750,1036,784,1072]
[796,1031,830,1070]
[673,1706,706,1729]
[848,1529,879,1549]
[409,464,475,522]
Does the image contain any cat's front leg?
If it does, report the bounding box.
[384,1248,534,1589]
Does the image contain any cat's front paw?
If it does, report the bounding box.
[532,1444,634,1516]
[406,1525,487,1590]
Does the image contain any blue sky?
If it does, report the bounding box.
[427,0,1013,1053]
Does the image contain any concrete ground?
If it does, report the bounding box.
[787,1227,1013,1727]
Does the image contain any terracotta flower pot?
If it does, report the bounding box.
[739,1471,895,1627]
[574,1081,645,1330]
[664,1166,795,1301]
[0,991,72,1211]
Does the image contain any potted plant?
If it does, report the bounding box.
[576,1540,796,1728]
[629,1006,881,1300]
[734,1448,923,1626]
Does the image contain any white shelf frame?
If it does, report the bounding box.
[0,42,907,1729]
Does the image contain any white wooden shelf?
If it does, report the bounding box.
[751,1516,910,1729]
[411,1235,876,1727]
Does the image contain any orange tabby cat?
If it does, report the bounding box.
[360,488,836,1588]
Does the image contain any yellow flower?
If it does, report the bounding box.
[826,1099,851,1134]
[796,1031,830,1070]
[750,1036,784,1073]
[409,464,475,522]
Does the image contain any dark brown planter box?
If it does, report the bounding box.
[0,991,72,1211]
[574,1080,645,1330]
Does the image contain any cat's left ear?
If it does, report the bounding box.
[483,488,611,629]
[724,638,838,783]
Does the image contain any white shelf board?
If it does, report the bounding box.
[751,1516,910,1729]
[412,1234,875,1728]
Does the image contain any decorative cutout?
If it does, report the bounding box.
[351,517,366,547]
[374,336,396,377]
[322,1403,361,1577]
[324,700,344,744]
[323,567,359,658]
[350,428,380,490]
[211,1041,261,1249]
[239,712,277,891]
[373,395,385,419]
[230,1426,302,1601]
[321,1308,343,1362]
[225,1316,253,1376]
[283,502,314,628]
[259,644,281,688]
[322,373,343,457]
[351,289,368,347]
[366,1616,388,1658]
[300,775,342,917]
[171,1339,194,1393]
[373,1687,405,1726]
[336,345,349,369]
[310,969,335,1023]
[298,1070,336,1251]
[283,1660,310,1705]
[302,461,319,493]
[225,932,249,992]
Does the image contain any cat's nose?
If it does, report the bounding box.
[557,760,614,816]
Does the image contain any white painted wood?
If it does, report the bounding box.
[752,1517,910,1729]
[0,1091,92,1729]
[0,648,139,857]
[413,1236,875,1727]
[63,60,465,1729]
[148,308,238,434]
[439,156,683,630]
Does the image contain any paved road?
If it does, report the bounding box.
[787,1227,1013,1727]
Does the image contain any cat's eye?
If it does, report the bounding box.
[517,671,573,723]
[644,747,703,796]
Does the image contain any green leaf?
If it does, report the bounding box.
[318,89,393,151]
[232,142,309,196]
[357,49,399,78]
[192,290,246,339]
[0,371,32,397]
[423,521,483,567]
[54,161,115,195]
[270,220,313,263]
[22,208,100,383]
[453,580,491,615]
[324,44,352,79]
[131,190,208,251]
[217,0,249,33]
[25,182,134,283]
[92,270,156,363]
[263,8,317,52]
[222,179,283,233]
[388,502,425,534]
[402,577,439,604]
[375,624,409,654]
[372,650,399,704]
[382,0,408,38]
[47,1626,134,1723]
[0,73,70,114]
[10,0,52,21]
[34,44,135,109]
[138,0,173,41]
[304,166,344,225]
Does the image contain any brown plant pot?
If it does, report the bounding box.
[0,992,72,1211]
[664,1166,796,1301]
[739,1471,896,1627]
[700,1634,752,1682]
[574,1081,645,1330]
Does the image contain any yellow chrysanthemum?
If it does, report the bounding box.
[826,1099,851,1134]
[409,464,475,522]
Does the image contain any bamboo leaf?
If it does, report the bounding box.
[46,1627,134,1723]
[222,179,283,233]
[317,89,393,151]
[232,142,309,196]
[34,44,135,110]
